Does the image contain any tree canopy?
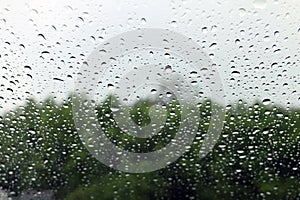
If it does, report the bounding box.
[0,97,299,199]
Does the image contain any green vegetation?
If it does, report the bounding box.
[0,97,299,199]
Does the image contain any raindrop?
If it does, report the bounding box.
[235,39,240,45]
[41,51,50,57]
[231,71,241,76]
[171,21,177,27]
[211,25,217,32]
[262,99,271,105]
[209,43,217,49]
[53,77,64,82]
[141,18,147,24]
[127,18,133,24]
[191,80,197,86]
[164,65,172,73]
[107,83,114,90]
[37,33,46,40]
[164,53,170,59]
[151,89,157,94]
[202,27,208,34]
[190,71,198,77]
[24,65,32,70]
[239,8,246,17]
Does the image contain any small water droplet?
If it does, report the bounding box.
[190,71,198,77]
[141,18,147,25]
[209,43,217,49]
[38,33,46,40]
[211,25,217,32]
[191,80,197,86]
[151,89,157,94]
[171,21,177,27]
[239,8,246,17]
[107,83,114,90]
[111,107,120,112]
[164,65,172,73]
[41,51,50,58]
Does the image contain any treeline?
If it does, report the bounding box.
[0,97,299,199]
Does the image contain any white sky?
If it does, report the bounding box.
[0,0,299,114]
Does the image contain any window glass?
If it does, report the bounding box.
[0,0,299,199]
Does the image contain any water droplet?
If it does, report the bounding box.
[151,89,157,94]
[53,77,64,82]
[128,18,133,24]
[190,71,198,77]
[191,80,197,86]
[239,8,246,17]
[209,43,217,49]
[141,18,147,25]
[231,71,241,76]
[111,107,120,112]
[24,65,32,70]
[41,51,50,58]
[262,99,271,105]
[211,25,217,32]
[37,33,46,40]
[164,65,172,73]
[171,21,177,28]
[107,83,114,90]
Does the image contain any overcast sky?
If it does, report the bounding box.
[0,0,299,114]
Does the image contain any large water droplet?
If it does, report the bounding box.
[262,98,271,105]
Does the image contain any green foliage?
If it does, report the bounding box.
[0,97,299,199]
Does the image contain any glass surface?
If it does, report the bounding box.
[0,0,299,199]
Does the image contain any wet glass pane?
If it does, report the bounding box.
[0,0,299,199]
